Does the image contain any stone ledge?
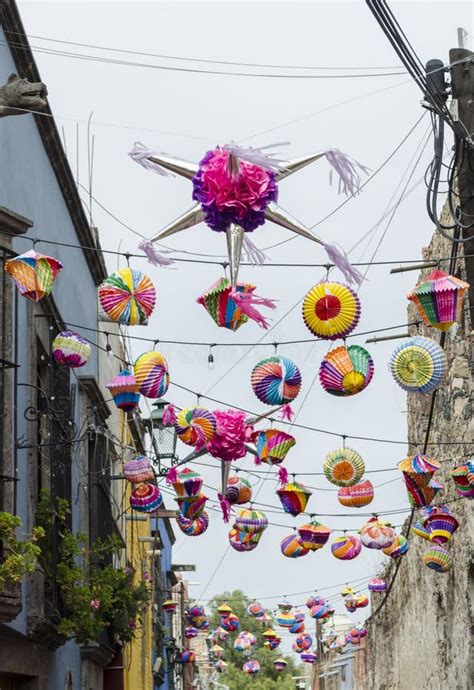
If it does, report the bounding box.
[0,582,22,622]
[80,639,116,667]
[0,205,33,236]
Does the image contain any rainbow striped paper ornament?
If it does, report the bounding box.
[298,520,331,551]
[134,351,170,398]
[251,356,302,405]
[5,250,63,302]
[252,428,296,465]
[407,269,469,331]
[98,267,156,326]
[276,482,312,516]
[52,331,91,368]
[106,369,140,411]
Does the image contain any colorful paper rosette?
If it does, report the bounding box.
[337,480,374,507]
[277,482,312,516]
[5,249,63,302]
[98,267,156,326]
[368,578,387,592]
[298,520,331,551]
[234,508,268,534]
[389,336,446,394]
[175,407,216,448]
[52,330,91,368]
[175,494,207,520]
[179,650,196,664]
[252,428,296,466]
[206,409,248,462]
[197,277,273,331]
[129,482,162,512]
[172,468,204,499]
[280,533,310,558]
[302,281,361,340]
[124,455,154,483]
[319,344,374,397]
[407,269,469,331]
[106,369,140,411]
[228,528,261,552]
[360,517,395,550]
[423,545,452,573]
[330,534,362,560]
[274,658,288,672]
[423,508,459,545]
[225,475,252,505]
[176,512,209,537]
[243,660,260,675]
[323,448,365,487]
[251,356,302,405]
[382,534,409,558]
[451,461,474,499]
[134,351,170,398]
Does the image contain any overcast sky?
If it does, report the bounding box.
[19,0,473,653]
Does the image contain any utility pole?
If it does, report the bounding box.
[449,46,474,300]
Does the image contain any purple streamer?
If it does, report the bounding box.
[322,242,364,287]
[138,240,175,267]
[325,149,369,197]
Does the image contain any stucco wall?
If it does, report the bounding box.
[367,223,474,690]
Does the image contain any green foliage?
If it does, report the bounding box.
[0,511,44,587]
[207,590,300,690]
[36,492,150,645]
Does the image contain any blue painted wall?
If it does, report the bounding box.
[155,517,174,690]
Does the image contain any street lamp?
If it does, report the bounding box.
[147,399,178,474]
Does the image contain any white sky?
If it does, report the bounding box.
[18,0,473,654]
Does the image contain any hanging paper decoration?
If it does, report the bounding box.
[252,428,296,466]
[423,545,452,573]
[341,586,355,598]
[176,512,209,537]
[98,267,156,326]
[360,517,395,550]
[262,628,278,641]
[323,448,365,487]
[368,578,387,592]
[106,370,140,411]
[251,356,302,406]
[197,277,276,330]
[206,409,248,462]
[295,634,312,651]
[5,249,63,301]
[175,407,217,448]
[210,644,224,659]
[301,652,317,664]
[225,475,252,505]
[186,605,208,630]
[163,599,177,614]
[356,595,369,608]
[280,533,310,558]
[176,494,207,520]
[243,660,260,675]
[309,602,330,619]
[221,613,240,632]
[389,336,446,394]
[407,269,469,331]
[344,594,359,613]
[276,610,296,629]
[382,534,409,558]
[228,528,261,552]
[277,482,312,516]
[247,602,265,618]
[398,455,442,507]
[337,480,374,508]
[234,634,251,652]
[274,658,288,672]
[412,522,432,541]
[185,626,198,639]
[215,660,228,673]
[52,331,91,368]
[134,351,170,398]
[172,468,204,499]
[129,482,162,512]
[217,603,233,618]
[451,461,474,499]
[423,506,459,545]
[298,520,331,551]
[124,455,154,483]
[179,650,196,664]
[234,508,268,534]
[331,535,362,560]
[130,142,365,290]
[319,345,374,396]
[302,282,361,340]
[289,620,305,634]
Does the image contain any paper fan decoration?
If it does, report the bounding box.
[98,267,156,326]
[319,345,374,396]
[407,269,469,331]
[323,448,365,487]
[423,545,452,573]
[360,517,395,550]
[252,428,296,465]
[331,535,362,560]
[302,282,361,339]
[175,407,216,447]
[197,277,275,330]
[451,461,474,499]
[5,250,63,302]
[389,336,446,394]
[172,468,204,498]
[106,370,140,411]
[251,356,302,405]
[52,331,91,368]
[130,482,162,512]
[280,533,310,558]
[234,508,268,534]
[298,520,331,551]
[134,351,170,398]
[228,528,261,552]
[225,475,252,505]
[382,534,409,558]
[277,482,312,516]
[368,578,387,592]
[124,455,154,483]
[337,480,374,507]
[423,507,459,545]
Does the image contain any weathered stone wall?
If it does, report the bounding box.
[367,220,474,690]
